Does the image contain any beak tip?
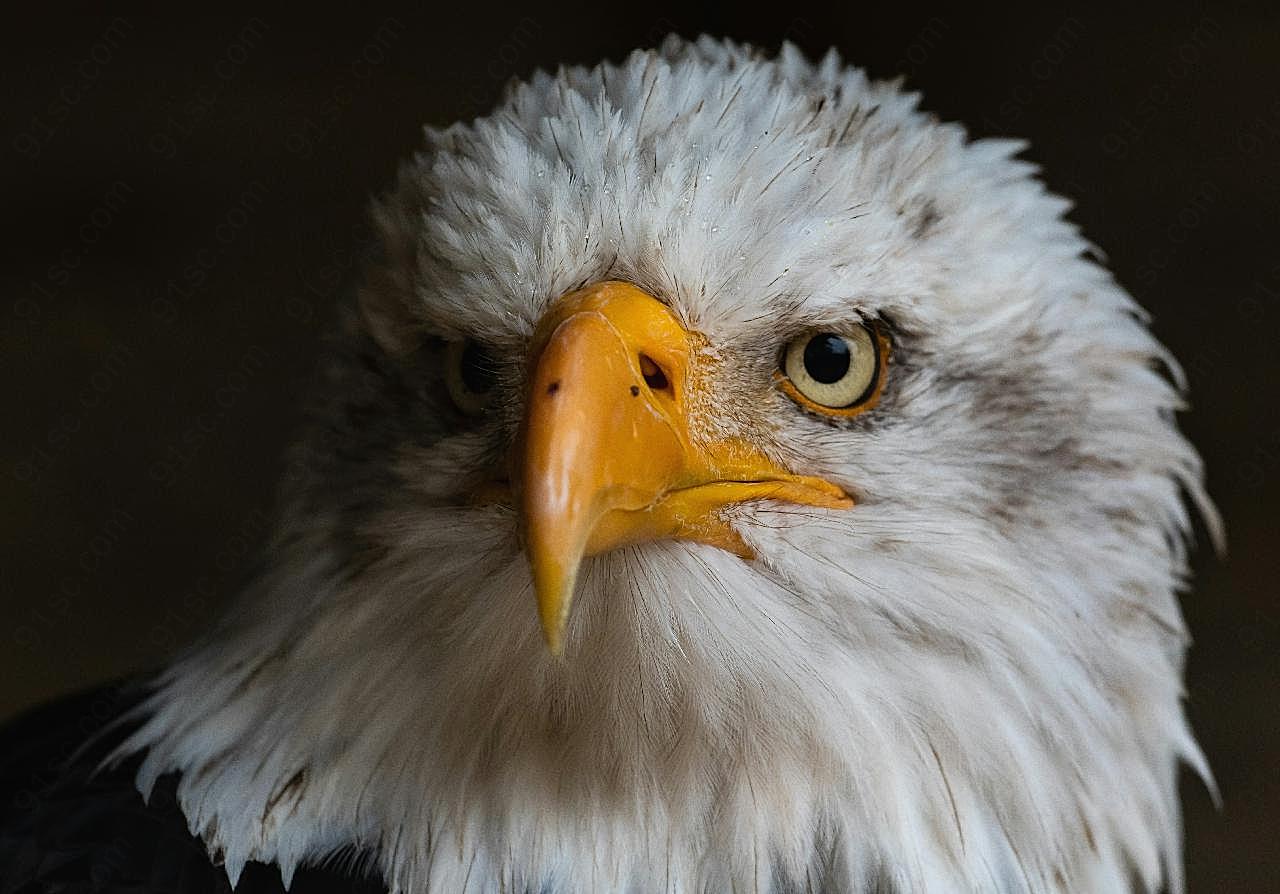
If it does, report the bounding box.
[534,566,576,658]
[539,608,568,658]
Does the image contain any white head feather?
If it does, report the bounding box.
[117,36,1215,893]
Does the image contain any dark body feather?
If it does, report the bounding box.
[0,682,387,894]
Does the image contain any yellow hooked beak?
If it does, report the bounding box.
[519,281,853,655]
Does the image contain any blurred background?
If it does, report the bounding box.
[2,3,1276,888]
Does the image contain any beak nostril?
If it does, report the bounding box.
[639,354,669,391]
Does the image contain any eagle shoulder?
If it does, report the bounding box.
[0,681,386,894]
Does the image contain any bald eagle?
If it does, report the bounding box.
[0,37,1215,894]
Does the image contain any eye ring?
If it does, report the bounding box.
[777,323,888,417]
[445,339,499,416]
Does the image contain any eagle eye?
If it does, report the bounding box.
[445,339,498,416]
[778,324,886,416]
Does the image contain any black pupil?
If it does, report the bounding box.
[803,334,852,384]
[460,342,497,394]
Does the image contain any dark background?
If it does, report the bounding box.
[2,3,1276,888]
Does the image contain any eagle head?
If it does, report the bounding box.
[124,36,1214,894]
